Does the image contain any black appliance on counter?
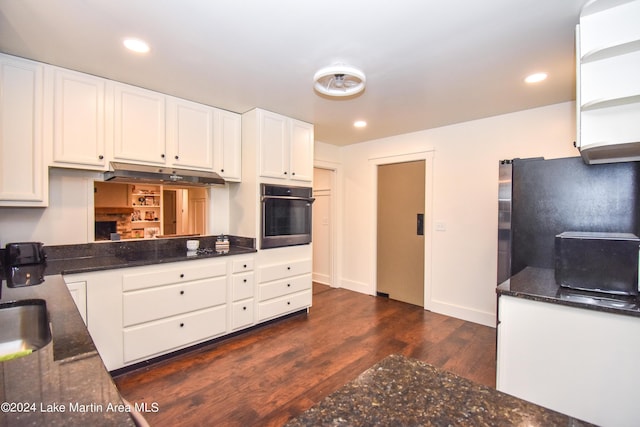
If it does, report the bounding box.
[3,242,47,287]
[260,184,315,249]
[555,232,639,296]
[497,157,640,293]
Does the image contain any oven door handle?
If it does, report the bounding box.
[261,195,316,203]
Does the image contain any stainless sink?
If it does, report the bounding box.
[0,299,51,359]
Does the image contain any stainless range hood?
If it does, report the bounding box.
[104,162,225,186]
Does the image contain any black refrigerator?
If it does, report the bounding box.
[497,156,640,284]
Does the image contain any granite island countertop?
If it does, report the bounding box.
[497,266,640,318]
[286,354,593,426]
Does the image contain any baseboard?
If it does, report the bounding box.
[335,279,496,327]
[339,278,374,295]
[312,272,331,286]
[428,299,496,328]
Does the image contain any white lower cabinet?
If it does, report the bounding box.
[497,295,640,427]
[65,281,87,325]
[123,277,226,327]
[258,290,312,322]
[123,306,226,363]
[231,301,254,330]
[257,257,312,322]
[64,255,257,371]
[64,269,124,371]
[230,257,255,330]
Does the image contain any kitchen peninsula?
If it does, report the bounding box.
[497,267,640,426]
[0,235,257,425]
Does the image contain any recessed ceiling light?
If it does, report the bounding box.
[123,38,150,53]
[524,72,548,84]
[354,120,367,128]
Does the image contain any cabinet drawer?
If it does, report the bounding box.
[231,300,254,330]
[258,274,311,302]
[259,259,312,283]
[123,276,226,326]
[232,272,255,301]
[258,290,311,322]
[123,260,227,291]
[232,258,254,273]
[123,305,226,363]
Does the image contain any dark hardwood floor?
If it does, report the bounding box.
[114,283,497,426]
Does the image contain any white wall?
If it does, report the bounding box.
[321,102,578,326]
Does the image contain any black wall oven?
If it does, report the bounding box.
[261,184,315,249]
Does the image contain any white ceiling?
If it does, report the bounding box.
[0,0,589,146]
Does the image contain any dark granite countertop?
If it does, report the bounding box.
[45,245,256,275]
[497,267,640,318]
[41,234,257,275]
[286,354,593,427]
[0,275,136,426]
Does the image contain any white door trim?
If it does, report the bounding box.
[369,151,434,310]
[314,159,341,288]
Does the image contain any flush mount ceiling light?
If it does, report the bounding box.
[354,120,367,128]
[314,64,366,97]
[123,38,150,53]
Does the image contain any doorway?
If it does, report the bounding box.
[312,167,334,286]
[376,160,425,307]
[163,190,177,235]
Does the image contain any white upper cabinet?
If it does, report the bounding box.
[257,109,313,182]
[258,110,289,179]
[0,53,48,206]
[214,109,242,181]
[0,55,243,186]
[51,67,107,169]
[166,96,214,170]
[577,0,640,164]
[289,118,314,182]
[113,82,166,165]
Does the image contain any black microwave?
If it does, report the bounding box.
[555,232,640,295]
[260,184,315,249]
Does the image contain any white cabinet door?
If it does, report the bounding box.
[65,269,124,371]
[258,109,313,182]
[52,67,106,169]
[113,83,166,165]
[66,281,87,325]
[0,53,47,206]
[497,295,640,427]
[289,119,314,182]
[258,110,289,179]
[214,109,242,181]
[166,97,214,170]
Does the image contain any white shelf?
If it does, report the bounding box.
[580,1,640,55]
[581,94,640,111]
[580,102,640,147]
[577,0,640,162]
